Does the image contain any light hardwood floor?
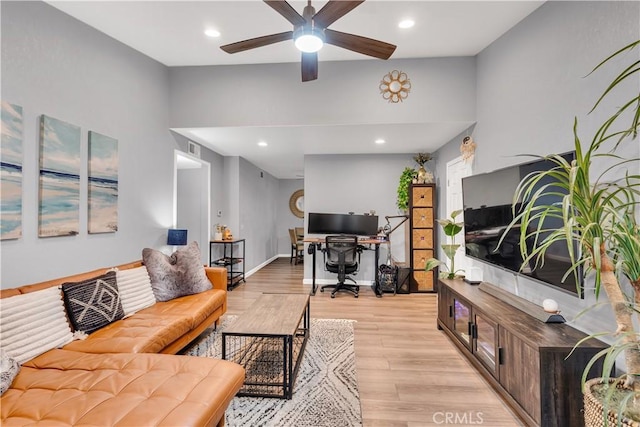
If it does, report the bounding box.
[225,258,522,427]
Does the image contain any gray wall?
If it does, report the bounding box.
[1,1,176,288]
[277,179,304,255]
[304,154,415,284]
[168,57,476,128]
[433,1,640,335]
[238,158,279,271]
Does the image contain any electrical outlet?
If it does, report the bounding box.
[217,210,222,217]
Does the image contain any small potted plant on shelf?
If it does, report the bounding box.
[425,210,465,279]
[500,40,639,426]
[413,152,434,184]
[397,167,416,212]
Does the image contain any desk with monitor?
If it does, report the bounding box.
[304,212,388,297]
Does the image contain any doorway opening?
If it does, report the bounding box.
[445,156,472,272]
[173,150,211,264]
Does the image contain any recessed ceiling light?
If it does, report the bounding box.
[258,141,268,147]
[398,19,415,29]
[204,29,221,38]
[375,139,386,144]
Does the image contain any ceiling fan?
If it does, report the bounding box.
[220,0,397,82]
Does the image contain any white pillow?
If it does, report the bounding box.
[0,348,19,395]
[0,287,74,364]
[116,266,156,315]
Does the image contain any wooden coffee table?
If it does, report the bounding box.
[222,293,310,399]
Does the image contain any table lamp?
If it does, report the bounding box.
[167,229,188,246]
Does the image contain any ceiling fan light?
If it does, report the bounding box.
[294,28,324,53]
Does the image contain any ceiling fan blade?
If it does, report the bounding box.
[324,29,396,60]
[301,52,318,82]
[264,0,306,27]
[313,1,364,29]
[220,31,293,54]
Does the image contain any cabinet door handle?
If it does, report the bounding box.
[498,347,504,365]
[449,305,453,318]
[468,322,473,337]
[471,324,478,339]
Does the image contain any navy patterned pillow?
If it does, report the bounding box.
[62,271,124,333]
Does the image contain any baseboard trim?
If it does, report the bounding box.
[246,255,280,278]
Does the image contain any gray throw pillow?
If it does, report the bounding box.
[62,271,125,333]
[1,349,20,395]
[142,241,212,302]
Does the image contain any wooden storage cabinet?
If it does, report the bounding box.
[437,279,609,427]
[408,183,436,292]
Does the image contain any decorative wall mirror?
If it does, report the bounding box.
[380,70,411,103]
[289,189,304,218]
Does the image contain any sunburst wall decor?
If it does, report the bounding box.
[379,70,411,103]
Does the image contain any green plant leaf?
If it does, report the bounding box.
[443,223,463,237]
[424,258,443,272]
[442,244,460,260]
[396,167,416,210]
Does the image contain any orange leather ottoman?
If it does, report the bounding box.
[1,349,245,427]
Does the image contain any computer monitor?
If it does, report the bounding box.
[308,213,378,236]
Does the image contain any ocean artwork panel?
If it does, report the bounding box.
[39,115,81,237]
[1,102,24,240]
[88,131,118,234]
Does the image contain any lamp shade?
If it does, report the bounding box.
[167,229,188,246]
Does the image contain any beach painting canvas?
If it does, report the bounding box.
[1,102,24,240]
[88,131,118,233]
[39,115,81,237]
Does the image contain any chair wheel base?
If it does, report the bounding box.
[321,282,359,299]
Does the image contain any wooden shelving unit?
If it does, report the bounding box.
[408,183,436,292]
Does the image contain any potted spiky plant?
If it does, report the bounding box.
[425,210,465,279]
[502,40,639,425]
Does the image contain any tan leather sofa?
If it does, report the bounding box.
[1,261,245,427]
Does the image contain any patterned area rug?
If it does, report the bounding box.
[186,316,362,427]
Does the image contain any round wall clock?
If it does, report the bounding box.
[289,189,304,218]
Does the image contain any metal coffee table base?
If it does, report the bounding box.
[222,296,310,399]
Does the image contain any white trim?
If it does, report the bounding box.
[245,254,280,278]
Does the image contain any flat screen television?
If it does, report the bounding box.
[462,152,583,297]
[308,213,379,236]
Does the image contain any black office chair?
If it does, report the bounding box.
[321,235,362,298]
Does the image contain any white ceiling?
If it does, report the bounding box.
[48,0,544,178]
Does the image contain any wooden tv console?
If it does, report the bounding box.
[437,279,608,427]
